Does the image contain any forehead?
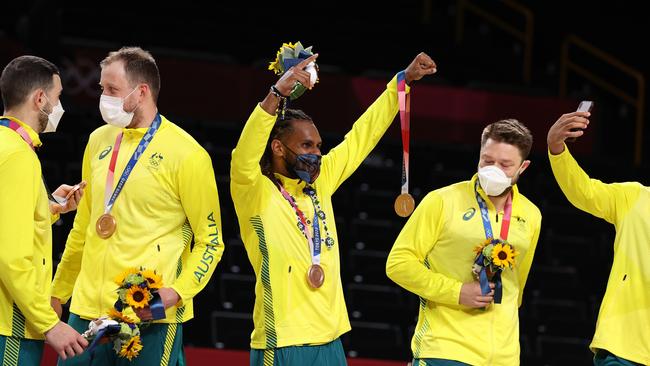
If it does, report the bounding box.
[100,61,128,85]
[480,138,523,161]
[286,120,321,141]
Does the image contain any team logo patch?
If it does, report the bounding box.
[149,152,163,167]
[99,146,112,160]
[463,207,476,221]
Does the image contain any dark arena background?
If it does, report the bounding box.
[2,1,649,365]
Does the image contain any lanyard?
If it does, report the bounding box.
[278,184,321,266]
[475,181,513,241]
[474,180,513,303]
[103,114,161,214]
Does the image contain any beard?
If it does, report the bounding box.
[37,110,48,133]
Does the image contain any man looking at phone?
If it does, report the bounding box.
[548,107,650,365]
[0,55,88,364]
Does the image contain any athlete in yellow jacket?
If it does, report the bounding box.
[51,47,224,366]
[387,119,542,366]
[1,56,88,365]
[231,53,436,365]
[547,111,649,365]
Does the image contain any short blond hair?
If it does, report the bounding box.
[101,47,160,101]
[481,119,533,159]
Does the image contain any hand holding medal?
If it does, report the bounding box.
[394,53,437,217]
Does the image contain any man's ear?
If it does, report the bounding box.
[271,139,284,158]
[32,88,47,111]
[519,160,531,174]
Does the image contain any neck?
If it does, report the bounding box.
[488,188,512,212]
[127,104,157,129]
[271,154,295,179]
[3,108,41,133]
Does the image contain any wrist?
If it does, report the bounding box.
[270,85,289,99]
[548,142,566,155]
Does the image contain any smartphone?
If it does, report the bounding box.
[52,181,87,205]
[567,101,593,142]
[577,100,594,113]
[65,181,87,200]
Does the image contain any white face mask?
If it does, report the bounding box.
[99,87,139,127]
[477,164,522,196]
[40,96,65,133]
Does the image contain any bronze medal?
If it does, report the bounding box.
[307,264,325,288]
[394,193,415,217]
[96,213,117,239]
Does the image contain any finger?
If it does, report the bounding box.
[78,336,89,348]
[564,111,591,119]
[74,190,82,203]
[423,67,437,75]
[476,295,494,303]
[58,350,68,360]
[567,130,585,138]
[65,345,75,358]
[562,116,590,126]
[292,69,312,81]
[64,185,80,199]
[59,184,74,191]
[292,73,312,89]
[566,120,589,130]
[296,54,319,69]
[419,57,436,69]
[72,342,84,355]
[49,202,61,215]
[489,283,496,289]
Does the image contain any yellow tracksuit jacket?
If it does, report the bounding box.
[387,176,541,365]
[549,145,650,365]
[231,76,405,349]
[51,115,223,324]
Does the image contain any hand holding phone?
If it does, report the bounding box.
[64,181,87,201]
[567,101,593,142]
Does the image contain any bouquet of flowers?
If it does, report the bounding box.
[472,238,518,304]
[268,41,318,100]
[114,267,164,310]
[82,267,164,360]
[81,311,142,360]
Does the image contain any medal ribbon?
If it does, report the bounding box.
[397,71,411,195]
[277,184,321,266]
[1,118,61,204]
[0,118,35,150]
[103,114,161,214]
[474,180,512,304]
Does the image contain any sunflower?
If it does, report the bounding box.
[268,42,299,75]
[107,308,135,324]
[114,268,139,286]
[491,243,517,268]
[119,336,143,360]
[125,286,151,309]
[141,269,163,290]
[473,238,492,255]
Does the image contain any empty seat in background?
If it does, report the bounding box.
[210,311,253,350]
